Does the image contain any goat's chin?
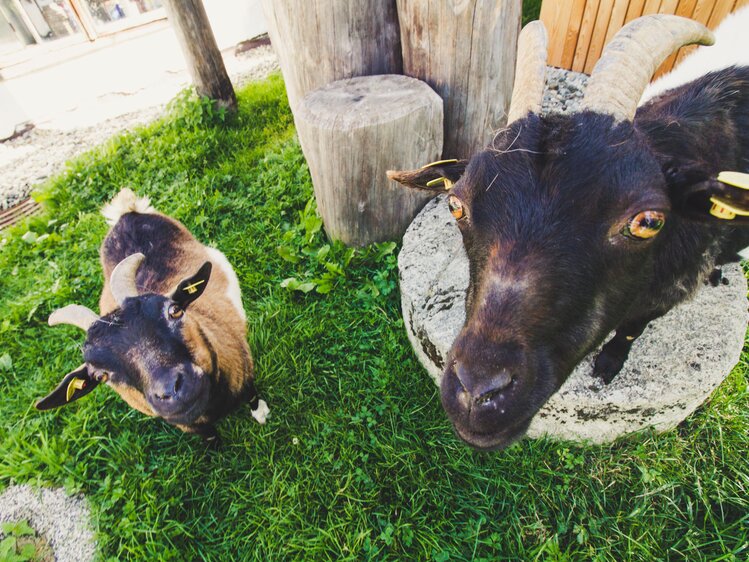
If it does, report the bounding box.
[451,418,532,451]
[159,393,210,426]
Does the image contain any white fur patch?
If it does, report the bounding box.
[251,399,270,424]
[101,188,155,226]
[640,7,749,105]
[204,247,246,321]
[738,246,749,260]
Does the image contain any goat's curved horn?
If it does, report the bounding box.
[583,14,714,122]
[110,253,145,305]
[48,304,100,331]
[507,20,549,124]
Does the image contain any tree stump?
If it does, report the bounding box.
[397,0,522,158]
[295,75,442,246]
[261,0,402,114]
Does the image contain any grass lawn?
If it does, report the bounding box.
[0,74,747,560]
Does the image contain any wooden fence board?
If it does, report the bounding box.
[541,0,744,74]
[624,0,647,21]
[691,0,716,24]
[674,0,698,15]
[572,0,601,71]
[708,0,735,26]
[642,0,663,14]
[585,0,616,73]
[561,0,588,68]
[605,0,634,45]
[543,0,573,71]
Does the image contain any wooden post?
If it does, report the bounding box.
[295,75,442,246]
[162,0,236,112]
[261,0,402,114]
[397,0,522,158]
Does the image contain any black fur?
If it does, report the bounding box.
[436,66,749,450]
[102,212,191,293]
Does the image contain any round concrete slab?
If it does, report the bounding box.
[400,195,748,444]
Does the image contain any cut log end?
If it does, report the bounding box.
[296,75,444,246]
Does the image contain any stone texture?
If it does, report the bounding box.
[0,485,95,561]
[400,195,748,444]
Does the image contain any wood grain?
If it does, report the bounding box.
[295,75,442,246]
[562,0,588,68]
[162,0,236,111]
[542,0,745,74]
[397,0,522,158]
[572,0,601,71]
[261,0,402,114]
[584,0,616,73]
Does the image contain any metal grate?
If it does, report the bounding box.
[0,198,42,231]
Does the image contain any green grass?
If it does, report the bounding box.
[523,0,543,26]
[0,74,747,561]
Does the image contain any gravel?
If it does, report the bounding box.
[542,66,588,115]
[0,45,279,210]
[0,485,96,562]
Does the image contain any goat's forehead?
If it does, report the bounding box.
[84,296,174,355]
[459,135,665,220]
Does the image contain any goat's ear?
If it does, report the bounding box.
[386,159,468,191]
[35,364,100,411]
[669,169,749,224]
[171,262,212,308]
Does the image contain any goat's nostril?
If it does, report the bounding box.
[173,372,183,395]
[473,372,513,406]
[476,388,502,406]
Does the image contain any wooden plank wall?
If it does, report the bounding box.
[540,0,749,76]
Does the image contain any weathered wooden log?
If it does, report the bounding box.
[397,0,522,158]
[295,75,442,246]
[162,0,236,112]
[260,0,402,114]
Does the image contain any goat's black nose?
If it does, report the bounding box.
[151,372,184,401]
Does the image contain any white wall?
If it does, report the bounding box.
[203,0,267,51]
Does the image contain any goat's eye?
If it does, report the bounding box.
[623,211,666,239]
[168,304,184,319]
[94,371,109,383]
[448,195,465,220]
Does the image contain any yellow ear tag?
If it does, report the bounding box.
[66,378,87,402]
[183,279,205,295]
[709,197,749,220]
[709,200,736,220]
[710,172,749,219]
[420,158,459,170]
[717,171,749,190]
[425,177,454,189]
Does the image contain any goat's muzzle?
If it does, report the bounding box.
[440,338,549,450]
[146,364,210,424]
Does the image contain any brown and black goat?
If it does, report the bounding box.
[36,189,269,444]
[389,12,749,450]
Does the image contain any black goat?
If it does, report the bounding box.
[389,12,749,450]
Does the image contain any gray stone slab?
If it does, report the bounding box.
[400,194,748,444]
